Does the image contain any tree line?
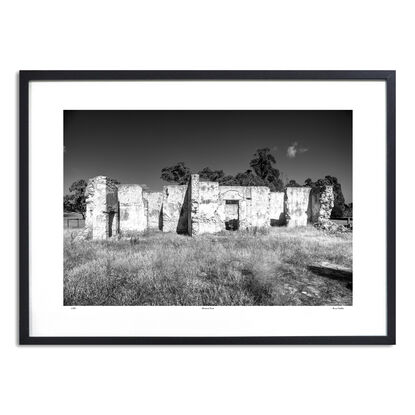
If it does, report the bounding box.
[64,147,351,219]
[161,148,351,217]
[161,148,285,192]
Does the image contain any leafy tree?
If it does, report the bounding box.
[233,170,269,187]
[198,167,226,182]
[286,179,302,188]
[323,175,346,218]
[249,148,284,191]
[344,202,353,218]
[69,179,87,195]
[197,168,268,187]
[161,162,190,185]
[219,175,238,185]
[63,194,74,213]
[64,179,87,218]
[304,178,313,187]
[160,148,286,192]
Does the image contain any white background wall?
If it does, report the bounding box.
[1,1,412,414]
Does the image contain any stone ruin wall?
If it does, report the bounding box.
[85,176,119,240]
[307,185,334,224]
[219,186,248,229]
[143,191,163,230]
[247,187,271,228]
[285,187,312,228]
[162,185,188,234]
[118,184,147,233]
[316,185,334,222]
[308,190,321,223]
[189,174,200,236]
[192,181,275,234]
[192,177,223,235]
[84,175,334,239]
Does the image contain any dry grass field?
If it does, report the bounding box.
[64,227,352,306]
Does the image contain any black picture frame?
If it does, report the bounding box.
[19,70,396,345]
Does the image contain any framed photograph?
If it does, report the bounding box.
[19,70,395,345]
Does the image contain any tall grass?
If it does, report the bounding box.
[64,227,352,306]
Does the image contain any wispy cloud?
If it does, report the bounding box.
[286,142,308,158]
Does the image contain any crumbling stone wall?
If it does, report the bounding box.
[316,185,334,222]
[219,187,246,229]
[85,175,338,239]
[270,192,285,226]
[118,184,146,233]
[285,187,312,227]
[246,187,271,228]
[189,174,199,235]
[162,185,188,233]
[307,189,320,223]
[85,176,119,239]
[307,185,334,224]
[143,191,163,230]
[313,185,346,232]
[192,182,271,234]
[193,178,223,234]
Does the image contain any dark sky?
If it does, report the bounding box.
[64,110,352,202]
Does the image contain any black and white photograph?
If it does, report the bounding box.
[21,70,394,345]
[64,109,353,306]
[4,0,412,412]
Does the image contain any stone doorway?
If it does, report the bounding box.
[225,200,239,230]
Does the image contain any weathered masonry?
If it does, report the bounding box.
[85,174,334,240]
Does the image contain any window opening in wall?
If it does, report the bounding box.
[225,200,239,231]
